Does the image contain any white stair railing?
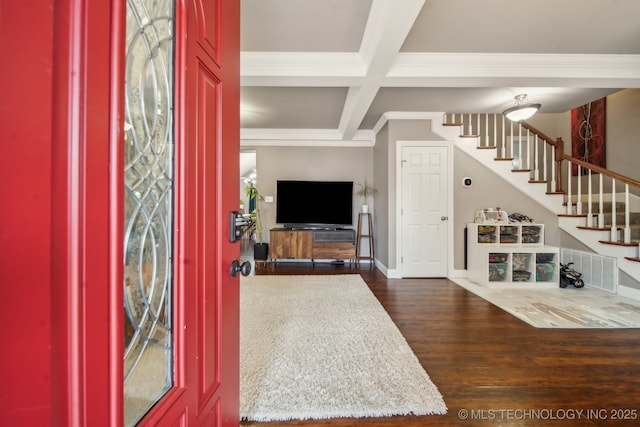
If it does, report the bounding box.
[448,113,639,252]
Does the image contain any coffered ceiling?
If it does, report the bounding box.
[240,0,640,145]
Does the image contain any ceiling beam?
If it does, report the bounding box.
[338,0,425,140]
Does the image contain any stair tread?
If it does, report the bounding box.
[598,240,640,247]
[625,257,640,263]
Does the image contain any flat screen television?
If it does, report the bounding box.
[276,180,353,229]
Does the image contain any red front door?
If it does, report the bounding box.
[0,0,240,425]
[141,0,241,424]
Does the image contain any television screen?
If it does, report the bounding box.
[276,180,353,228]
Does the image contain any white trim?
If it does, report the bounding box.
[388,53,640,83]
[449,268,469,279]
[395,139,454,278]
[373,111,445,135]
[240,128,375,146]
[240,139,374,148]
[617,285,640,302]
[241,52,640,87]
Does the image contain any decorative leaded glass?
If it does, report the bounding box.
[123,0,174,425]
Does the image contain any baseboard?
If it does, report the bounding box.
[449,269,468,279]
[617,285,640,301]
[377,266,468,279]
[375,261,403,278]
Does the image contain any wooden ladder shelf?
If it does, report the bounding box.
[356,213,374,267]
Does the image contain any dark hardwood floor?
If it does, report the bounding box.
[243,261,640,427]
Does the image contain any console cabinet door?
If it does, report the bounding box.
[270,230,290,259]
[270,230,312,259]
[291,231,313,258]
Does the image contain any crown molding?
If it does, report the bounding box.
[388,53,640,86]
[240,128,375,147]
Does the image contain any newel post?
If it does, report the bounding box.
[554,137,565,194]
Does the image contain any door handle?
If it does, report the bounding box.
[230,259,251,277]
[441,216,448,221]
[230,211,251,242]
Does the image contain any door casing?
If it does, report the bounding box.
[395,140,454,278]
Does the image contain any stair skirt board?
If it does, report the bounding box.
[560,248,617,293]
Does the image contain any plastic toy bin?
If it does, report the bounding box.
[489,263,507,281]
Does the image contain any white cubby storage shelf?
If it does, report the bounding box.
[467,223,559,288]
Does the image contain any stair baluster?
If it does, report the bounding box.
[576,165,583,214]
[610,179,617,241]
[586,169,593,227]
[598,173,605,228]
[500,114,506,158]
[532,134,539,181]
[550,144,556,194]
[624,184,631,244]
[566,161,573,214]
[484,114,489,148]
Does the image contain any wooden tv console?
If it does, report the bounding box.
[269,228,356,263]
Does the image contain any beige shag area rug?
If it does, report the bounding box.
[240,274,447,422]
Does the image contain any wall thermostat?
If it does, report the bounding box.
[462,177,473,188]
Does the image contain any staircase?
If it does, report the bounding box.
[442,113,640,291]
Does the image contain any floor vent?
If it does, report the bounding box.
[560,248,617,293]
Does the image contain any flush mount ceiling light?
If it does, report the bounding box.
[503,94,541,122]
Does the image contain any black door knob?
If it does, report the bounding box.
[230,259,251,277]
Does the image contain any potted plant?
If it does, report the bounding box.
[356,179,377,213]
[245,184,268,260]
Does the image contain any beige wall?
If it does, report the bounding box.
[243,145,374,243]
[605,89,640,181]
[453,147,561,270]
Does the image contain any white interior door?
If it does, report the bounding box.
[400,144,449,277]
